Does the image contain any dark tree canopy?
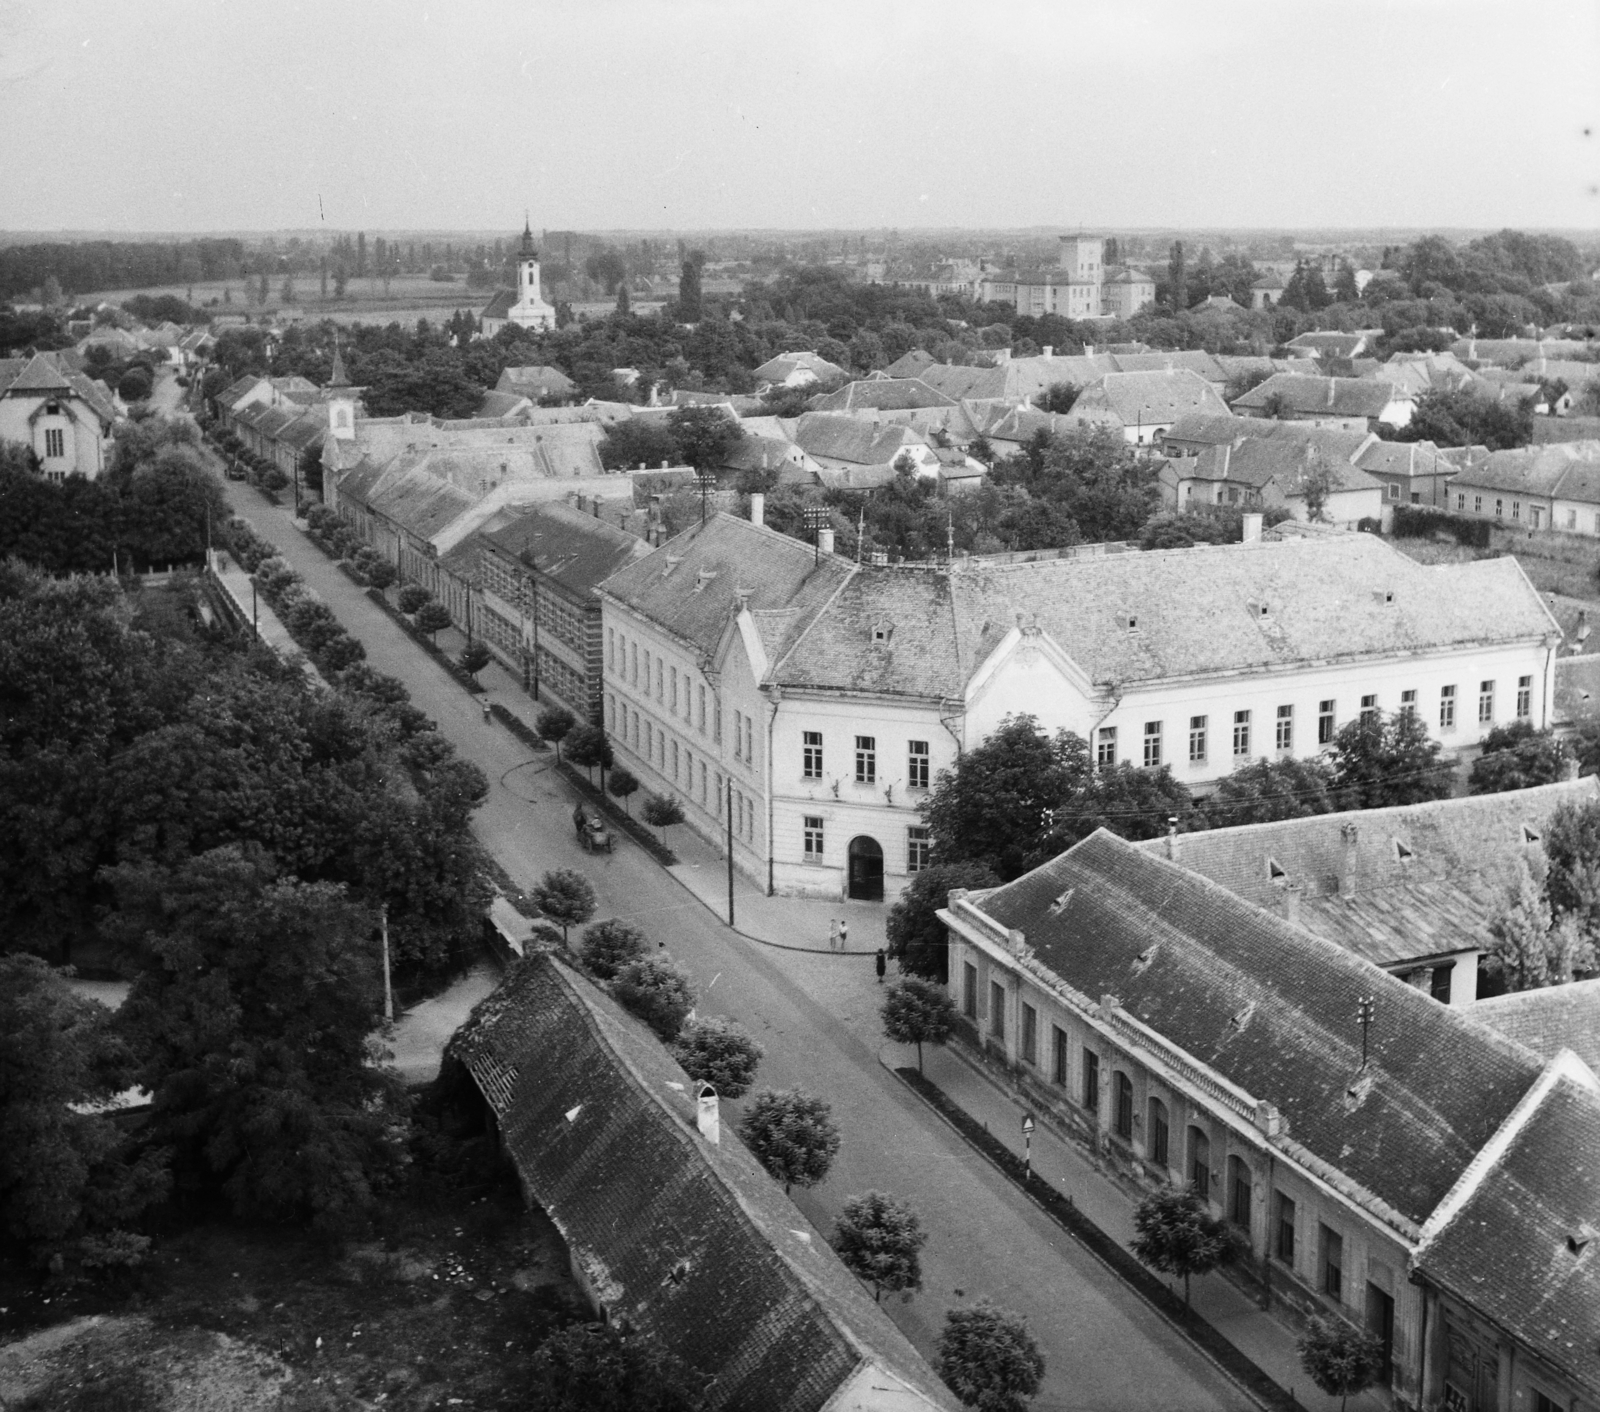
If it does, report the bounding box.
[526,1322,705,1412]
[935,1301,1045,1412]
[886,861,1000,981]
[613,955,696,1041]
[1129,1186,1237,1306]
[1467,721,1569,795]
[671,1015,763,1097]
[1201,756,1341,827]
[1329,710,1454,809]
[880,977,957,1075]
[737,1088,840,1193]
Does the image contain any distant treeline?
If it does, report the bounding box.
[0,239,247,301]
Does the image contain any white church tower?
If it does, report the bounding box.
[509,217,556,332]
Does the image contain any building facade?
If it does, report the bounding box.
[0,352,119,480]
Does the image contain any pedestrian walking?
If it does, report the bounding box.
[481,698,491,724]
[875,948,887,983]
[838,920,849,951]
[828,918,840,951]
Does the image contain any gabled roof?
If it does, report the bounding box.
[1139,779,1600,968]
[477,390,532,419]
[1286,330,1379,358]
[495,364,577,397]
[1448,441,1600,504]
[808,378,956,412]
[1232,373,1404,419]
[956,830,1546,1228]
[1353,438,1452,481]
[1471,978,1600,1076]
[479,288,516,320]
[883,348,937,378]
[752,351,848,384]
[793,412,923,466]
[480,500,647,597]
[0,352,118,426]
[217,373,266,408]
[1064,368,1230,427]
[1412,1061,1600,1397]
[1187,437,1383,495]
[599,513,853,666]
[450,952,957,1412]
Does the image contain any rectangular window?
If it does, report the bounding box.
[1317,699,1335,744]
[989,981,1006,1039]
[1495,498,1504,518]
[1275,704,1293,751]
[1188,715,1207,764]
[732,711,742,762]
[1150,1099,1169,1168]
[631,643,638,686]
[1232,710,1251,757]
[1568,508,1578,529]
[1456,492,1466,511]
[670,667,678,713]
[1051,1026,1068,1085]
[1320,1225,1343,1302]
[1142,721,1162,768]
[1533,1392,1561,1412]
[1276,1192,1296,1266]
[745,715,754,765]
[802,730,823,779]
[713,700,722,744]
[656,658,664,702]
[1400,688,1417,717]
[963,963,977,1019]
[1113,1072,1133,1140]
[1473,494,1482,513]
[1479,680,1495,725]
[1517,674,1532,720]
[1440,684,1456,729]
[607,627,615,669]
[698,684,706,733]
[671,741,679,781]
[1082,1049,1100,1112]
[1229,1158,1252,1230]
[1512,499,1521,521]
[1385,482,1398,501]
[1360,693,1378,721]
[44,427,64,458]
[855,735,877,784]
[1096,726,1117,767]
[700,760,707,804]
[1190,1128,1211,1202]
[908,740,930,790]
[803,815,824,861]
[907,826,931,874]
[1020,1003,1038,1066]
[1531,506,1543,529]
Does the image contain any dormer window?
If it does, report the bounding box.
[1394,839,1414,862]
[1522,824,1541,844]
[871,624,893,644]
[1268,859,1287,883]
[692,570,718,594]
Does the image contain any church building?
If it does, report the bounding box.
[480,219,557,337]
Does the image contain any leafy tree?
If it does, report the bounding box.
[924,715,1089,881]
[737,1088,841,1193]
[642,791,686,843]
[397,583,431,614]
[365,558,397,590]
[526,1321,704,1412]
[1384,388,1531,451]
[667,404,743,472]
[578,917,650,979]
[1129,1186,1236,1306]
[1201,756,1340,827]
[935,1301,1045,1412]
[880,977,957,1075]
[1543,797,1600,935]
[1299,450,1336,523]
[111,845,405,1235]
[599,417,680,471]
[414,600,453,642]
[565,723,614,785]
[1044,762,1198,853]
[1329,710,1453,809]
[1167,241,1188,311]
[458,640,492,682]
[1483,856,1597,993]
[537,704,577,758]
[1297,1316,1387,1412]
[886,861,1000,982]
[1468,720,1569,795]
[0,955,168,1258]
[607,764,640,815]
[1036,382,1080,414]
[613,954,696,1040]
[678,250,705,323]
[1139,511,1238,550]
[832,1191,927,1302]
[671,1015,763,1097]
[531,867,597,942]
[117,366,153,402]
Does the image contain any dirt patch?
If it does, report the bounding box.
[0,1169,580,1411]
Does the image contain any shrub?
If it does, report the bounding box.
[262,467,289,492]
[578,917,650,979]
[459,640,493,680]
[565,724,614,782]
[365,559,397,590]
[530,868,597,941]
[414,601,453,640]
[607,765,640,814]
[397,584,431,614]
[613,955,696,1040]
[1129,1186,1238,1305]
[641,792,686,842]
[672,1016,763,1097]
[315,633,366,673]
[935,1301,1045,1412]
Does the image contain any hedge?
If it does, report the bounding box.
[1390,504,1493,548]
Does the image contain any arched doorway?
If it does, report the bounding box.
[847,836,884,901]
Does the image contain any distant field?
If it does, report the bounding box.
[80,272,490,318]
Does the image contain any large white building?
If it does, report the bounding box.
[597,508,1560,902]
[480,220,557,337]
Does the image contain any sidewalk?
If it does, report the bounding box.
[910,1043,1388,1412]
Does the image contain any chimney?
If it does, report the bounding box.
[1339,821,1360,896]
[1166,816,1179,860]
[1242,512,1264,543]
[1284,884,1303,926]
[749,492,765,527]
[696,1083,720,1144]
[1042,345,1053,359]
[818,526,836,556]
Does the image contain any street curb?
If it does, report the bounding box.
[885,1061,1294,1412]
[653,857,883,958]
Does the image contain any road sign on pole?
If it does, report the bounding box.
[1021,1113,1035,1180]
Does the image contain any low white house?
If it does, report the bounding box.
[597,505,1559,902]
[0,352,119,480]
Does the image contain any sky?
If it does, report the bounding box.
[2,0,1598,236]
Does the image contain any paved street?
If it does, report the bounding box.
[215,469,1254,1411]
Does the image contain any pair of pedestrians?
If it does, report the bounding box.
[827,918,890,983]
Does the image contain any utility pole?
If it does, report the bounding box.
[694,473,716,526]
[380,903,394,1026]
[726,775,736,929]
[803,506,829,565]
[1356,995,1376,1069]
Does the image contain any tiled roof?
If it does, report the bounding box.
[794,412,922,466]
[1451,337,1596,367]
[1232,374,1403,419]
[883,348,937,378]
[600,513,854,665]
[1187,437,1383,495]
[1353,438,1452,481]
[480,500,647,597]
[449,952,957,1412]
[1471,979,1600,1075]
[1286,331,1379,358]
[1448,441,1600,504]
[0,352,118,426]
[1065,369,1230,427]
[752,351,849,384]
[479,288,516,320]
[1553,653,1600,726]
[721,434,805,475]
[808,379,956,412]
[277,411,326,452]
[496,364,577,397]
[477,390,531,418]
[1413,1063,1600,1396]
[963,831,1546,1226]
[217,374,264,408]
[1138,780,1600,968]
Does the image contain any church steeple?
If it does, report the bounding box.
[328,334,350,388]
[519,214,537,259]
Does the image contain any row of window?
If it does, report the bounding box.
[43,427,66,459]
[803,817,930,871]
[801,732,930,788]
[965,963,1363,1308]
[610,629,722,742]
[1098,678,1534,767]
[478,557,586,651]
[609,695,758,844]
[1457,489,1600,536]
